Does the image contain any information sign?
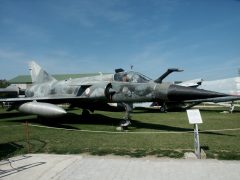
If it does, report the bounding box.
[187,109,203,124]
[186,109,203,159]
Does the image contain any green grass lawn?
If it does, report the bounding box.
[0,107,240,160]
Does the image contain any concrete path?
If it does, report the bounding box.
[0,154,240,180]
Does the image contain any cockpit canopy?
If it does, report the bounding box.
[114,71,152,83]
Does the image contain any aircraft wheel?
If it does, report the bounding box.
[160,106,166,113]
[120,119,131,127]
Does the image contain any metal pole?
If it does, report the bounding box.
[25,121,30,153]
[194,124,201,159]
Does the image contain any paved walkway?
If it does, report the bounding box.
[0,154,240,180]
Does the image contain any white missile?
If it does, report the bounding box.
[18,101,67,117]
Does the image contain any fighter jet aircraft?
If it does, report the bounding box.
[0,62,231,127]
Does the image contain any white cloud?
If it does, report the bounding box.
[1,18,50,42]
[51,0,132,28]
[0,49,30,79]
[0,49,25,60]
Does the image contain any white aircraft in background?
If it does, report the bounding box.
[179,77,240,112]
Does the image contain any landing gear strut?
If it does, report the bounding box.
[119,103,133,128]
[229,101,235,113]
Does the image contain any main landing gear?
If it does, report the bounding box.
[118,103,133,130]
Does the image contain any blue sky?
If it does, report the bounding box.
[0,0,240,81]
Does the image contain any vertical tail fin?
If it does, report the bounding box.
[28,61,56,83]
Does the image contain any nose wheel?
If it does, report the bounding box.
[120,119,131,127]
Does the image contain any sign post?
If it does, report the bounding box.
[187,109,203,159]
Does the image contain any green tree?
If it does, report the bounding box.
[0,79,9,88]
[0,80,10,98]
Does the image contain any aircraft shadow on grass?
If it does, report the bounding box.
[3,111,234,137]
[133,108,185,113]
[133,108,240,113]
[0,140,47,160]
[198,108,240,113]
[0,111,32,119]
[9,113,121,130]
[0,142,24,160]
[129,119,234,136]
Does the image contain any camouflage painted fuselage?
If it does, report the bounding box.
[25,74,226,109]
[25,74,171,105]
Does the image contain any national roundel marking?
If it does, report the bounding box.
[85,88,91,95]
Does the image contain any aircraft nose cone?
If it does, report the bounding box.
[167,84,228,101]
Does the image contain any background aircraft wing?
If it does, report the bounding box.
[184,96,240,103]
[178,78,203,88]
